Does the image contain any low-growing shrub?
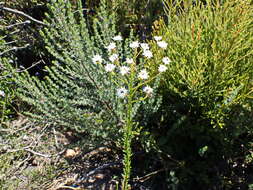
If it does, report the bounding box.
[151,0,253,128]
[142,0,253,188]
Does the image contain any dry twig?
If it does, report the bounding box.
[0,5,47,26]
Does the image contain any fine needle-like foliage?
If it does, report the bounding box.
[14,0,164,187]
[15,0,121,140]
[15,0,161,145]
[152,0,253,128]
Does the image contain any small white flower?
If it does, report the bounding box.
[138,69,149,80]
[109,54,119,62]
[129,41,139,49]
[113,35,123,41]
[143,50,153,59]
[117,87,128,98]
[157,41,168,49]
[126,58,134,64]
[158,64,168,73]
[105,64,116,72]
[92,54,103,63]
[154,36,162,41]
[106,42,116,51]
[0,90,5,97]
[119,66,130,75]
[143,86,153,95]
[140,43,149,50]
[162,57,171,65]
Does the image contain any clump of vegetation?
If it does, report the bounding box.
[151,0,253,128]
[143,0,253,188]
[1,0,253,189]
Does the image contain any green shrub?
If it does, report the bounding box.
[15,0,161,145]
[142,0,253,188]
[151,0,253,128]
[0,36,16,124]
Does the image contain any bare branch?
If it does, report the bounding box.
[3,40,18,45]
[0,59,44,80]
[0,6,48,26]
[2,20,31,29]
[134,168,166,183]
[0,43,29,56]
[24,148,51,158]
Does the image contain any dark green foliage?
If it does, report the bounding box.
[85,0,164,37]
[16,0,117,140]
[0,33,16,123]
[1,0,51,76]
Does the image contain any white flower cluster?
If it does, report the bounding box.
[105,63,116,72]
[126,58,134,64]
[120,66,130,75]
[158,65,168,73]
[129,41,139,49]
[142,50,153,59]
[154,36,162,41]
[162,57,171,65]
[91,35,173,98]
[113,35,123,41]
[140,43,149,50]
[154,36,172,73]
[109,54,119,62]
[157,41,168,49]
[129,41,153,59]
[154,36,168,49]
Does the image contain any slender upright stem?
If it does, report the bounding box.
[122,96,133,190]
[122,60,135,190]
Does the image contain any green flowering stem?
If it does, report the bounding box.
[122,60,136,190]
[122,94,133,190]
[132,95,148,104]
[132,75,157,95]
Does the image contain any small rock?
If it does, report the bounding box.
[64,149,78,158]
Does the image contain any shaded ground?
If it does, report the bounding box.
[0,117,155,190]
[1,116,253,190]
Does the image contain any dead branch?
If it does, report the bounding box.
[0,6,48,26]
[24,148,51,158]
[134,168,166,183]
[2,20,31,29]
[0,59,44,80]
[0,44,29,56]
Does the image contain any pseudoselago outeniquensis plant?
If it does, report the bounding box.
[15,0,162,145]
[15,0,170,187]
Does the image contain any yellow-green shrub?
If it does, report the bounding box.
[149,0,253,128]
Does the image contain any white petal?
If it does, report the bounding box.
[113,35,123,41]
[129,41,139,48]
[157,41,168,49]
